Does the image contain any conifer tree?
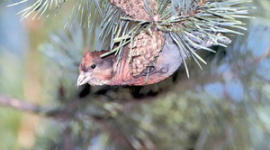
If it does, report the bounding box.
[1,0,270,150]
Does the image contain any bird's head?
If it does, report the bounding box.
[77,51,116,86]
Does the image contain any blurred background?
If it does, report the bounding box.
[0,0,270,150]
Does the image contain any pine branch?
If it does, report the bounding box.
[111,0,251,77]
[0,94,138,149]
[96,0,251,77]
[0,95,42,113]
[13,0,251,78]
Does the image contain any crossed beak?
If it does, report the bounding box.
[77,73,91,87]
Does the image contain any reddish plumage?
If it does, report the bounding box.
[77,34,183,86]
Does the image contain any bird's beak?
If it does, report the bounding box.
[77,73,91,87]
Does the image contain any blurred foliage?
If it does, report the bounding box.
[0,0,270,150]
[0,1,27,149]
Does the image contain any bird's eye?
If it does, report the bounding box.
[90,64,96,69]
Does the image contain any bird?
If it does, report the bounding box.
[77,34,185,86]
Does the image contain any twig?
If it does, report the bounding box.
[0,95,42,113]
[0,94,136,148]
[0,94,82,120]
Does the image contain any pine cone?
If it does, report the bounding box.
[129,30,165,76]
[109,0,165,77]
[109,0,157,21]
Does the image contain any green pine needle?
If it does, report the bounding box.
[13,0,251,78]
